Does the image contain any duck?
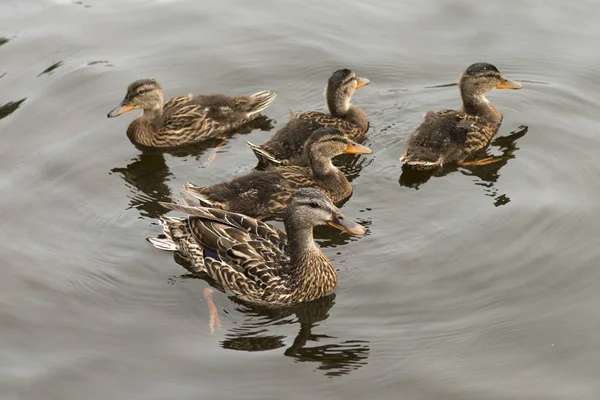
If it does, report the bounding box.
[148,188,366,305]
[401,63,522,169]
[107,79,277,148]
[183,127,372,219]
[247,68,370,166]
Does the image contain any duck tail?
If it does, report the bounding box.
[147,216,183,251]
[183,183,214,206]
[179,191,201,207]
[147,237,177,251]
[400,153,440,170]
[245,90,277,116]
[246,141,283,166]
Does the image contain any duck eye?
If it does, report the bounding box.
[137,89,148,95]
[309,202,319,209]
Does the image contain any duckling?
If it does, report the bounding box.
[183,127,372,219]
[149,188,366,305]
[107,79,277,148]
[247,69,370,166]
[401,63,522,169]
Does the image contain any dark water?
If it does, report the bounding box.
[2,0,600,398]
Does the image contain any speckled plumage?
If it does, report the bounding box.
[148,189,366,305]
[184,128,371,219]
[401,110,502,169]
[108,79,277,148]
[248,69,370,166]
[401,63,522,169]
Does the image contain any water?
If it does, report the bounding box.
[2,0,600,398]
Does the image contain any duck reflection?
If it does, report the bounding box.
[221,294,370,378]
[110,115,274,219]
[313,219,372,248]
[336,151,374,183]
[0,98,26,121]
[110,150,174,219]
[399,125,528,207]
[174,256,369,378]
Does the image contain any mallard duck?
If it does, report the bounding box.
[183,127,372,219]
[247,68,370,166]
[148,188,366,305]
[401,63,522,169]
[107,79,277,148]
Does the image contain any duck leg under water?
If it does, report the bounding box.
[204,288,221,334]
[201,139,228,168]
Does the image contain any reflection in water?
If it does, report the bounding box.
[173,258,369,377]
[222,294,370,378]
[399,126,528,207]
[337,152,374,183]
[38,61,64,77]
[111,115,274,219]
[110,151,174,219]
[314,220,372,249]
[87,60,113,67]
[0,98,26,121]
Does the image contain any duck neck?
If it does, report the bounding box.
[308,153,348,201]
[309,152,336,179]
[460,89,501,124]
[283,218,338,300]
[284,222,321,266]
[142,105,164,122]
[327,93,368,133]
[327,91,350,118]
[141,93,165,123]
[128,100,165,146]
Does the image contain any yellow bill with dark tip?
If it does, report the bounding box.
[496,76,522,90]
[328,214,367,235]
[343,141,372,155]
[107,102,134,118]
[356,77,370,89]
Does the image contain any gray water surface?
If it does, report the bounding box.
[2,1,600,399]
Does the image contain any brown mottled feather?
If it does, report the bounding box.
[183,165,349,220]
[149,201,339,305]
[249,111,367,167]
[401,109,501,169]
[127,91,277,148]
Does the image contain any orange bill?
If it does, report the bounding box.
[328,214,367,235]
[343,141,372,155]
[107,102,134,118]
[356,77,370,89]
[496,76,523,90]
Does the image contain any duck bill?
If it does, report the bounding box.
[343,141,372,155]
[496,76,522,90]
[356,77,370,89]
[327,215,366,235]
[107,102,134,118]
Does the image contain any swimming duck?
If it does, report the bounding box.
[148,188,366,305]
[183,128,372,219]
[401,63,522,169]
[107,79,277,148]
[247,69,370,166]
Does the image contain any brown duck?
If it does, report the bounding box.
[107,79,277,148]
[183,127,372,219]
[148,188,366,305]
[247,68,370,166]
[401,63,522,169]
